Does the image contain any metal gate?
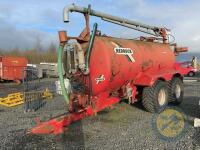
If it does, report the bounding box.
[22,68,55,112]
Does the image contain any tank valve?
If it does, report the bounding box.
[126,84,137,104]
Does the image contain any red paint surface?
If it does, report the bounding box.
[30,92,120,134]
[89,36,177,95]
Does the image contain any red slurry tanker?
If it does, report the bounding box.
[30,4,190,134]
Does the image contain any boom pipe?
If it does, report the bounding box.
[102,18,159,36]
[63,4,162,37]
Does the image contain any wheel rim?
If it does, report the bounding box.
[158,88,166,106]
[175,84,181,99]
[189,72,193,76]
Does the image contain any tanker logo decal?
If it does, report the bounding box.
[95,74,105,84]
[111,41,135,62]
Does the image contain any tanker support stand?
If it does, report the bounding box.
[30,4,190,134]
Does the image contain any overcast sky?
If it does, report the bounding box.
[0,0,200,52]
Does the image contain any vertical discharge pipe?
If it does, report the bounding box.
[84,23,98,74]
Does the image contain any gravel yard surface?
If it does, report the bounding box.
[0,79,200,150]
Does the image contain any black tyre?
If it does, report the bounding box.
[142,81,168,113]
[188,71,195,77]
[168,77,184,105]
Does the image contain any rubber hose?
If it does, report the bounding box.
[58,46,69,104]
[85,23,98,73]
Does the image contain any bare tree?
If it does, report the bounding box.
[34,35,43,52]
[48,41,57,53]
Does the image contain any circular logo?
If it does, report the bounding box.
[152,106,189,142]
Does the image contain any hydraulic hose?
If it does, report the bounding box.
[84,23,98,74]
[57,23,97,103]
[58,46,69,104]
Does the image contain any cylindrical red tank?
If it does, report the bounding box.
[86,36,175,95]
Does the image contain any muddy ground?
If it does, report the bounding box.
[0,78,200,150]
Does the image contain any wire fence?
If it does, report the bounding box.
[22,68,58,112]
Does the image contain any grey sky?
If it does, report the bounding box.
[0,0,199,52]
